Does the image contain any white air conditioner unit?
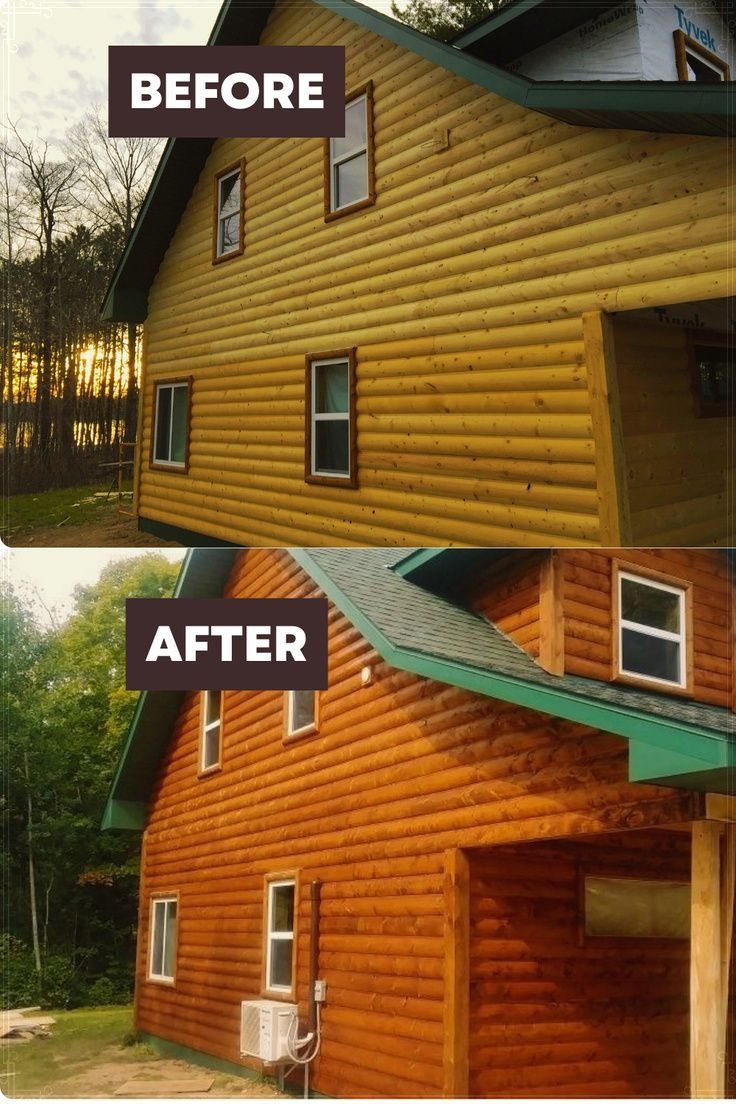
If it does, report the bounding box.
[240,999,297,1063]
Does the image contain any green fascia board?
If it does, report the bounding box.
[101,548,239,831]
[100,0,731,324]
[102,799,148,830]
[629,740,736,794]
[292,549,733,782]
[452,0,545,47]
[392,549,446,579]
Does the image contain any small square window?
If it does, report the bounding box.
[325,84,375,220]
[213,161,244,262]
[152,380,190,470]
[616,569,688,689]
[200,691,222,773]
[690,340,732,417]
[265,878,296,993]
[149,896,178,981]
[306,350,357,487]
[285,689,318,740]
[585,876,689,939]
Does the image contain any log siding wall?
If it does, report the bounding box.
[469,832,693,1098]
[135,548,701,1097]
[135,0,730,547]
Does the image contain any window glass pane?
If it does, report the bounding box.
[218,172,240,254]
[621,627,680,683]
[271,883,295,932]
[694,345,731,409]
[687,52,724,81]
[203,726,220,769]
[151,900,166,976]
[290,690,315,733]
[585,877,689,938]
[621,577,680,633]
[205,691,221,728]
[315,362,349,414]
[170,387,188,464]
[269,938,293,989]
[155,387,172,461]
[332,97,366,161]
[335,153,368,209]
[315,420,349,475]
[163,900,177,978]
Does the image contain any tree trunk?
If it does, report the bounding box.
[23,751,42,976]
[123,322,138,443]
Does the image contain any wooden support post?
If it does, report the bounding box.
[538,551,564,675]
[581,309,633,547]
[719,824,735,1064]
[443,848,469,1098]
[690,821,725,1098]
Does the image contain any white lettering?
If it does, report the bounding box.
[165,72,191,109]
[131,73,162,109]
[210,625,243,662]
[145,625,181,662]
[276,626,307,662]
[299,73,324,108]
[221,72,260,109]
[185,625,210,661]
[263,72,294,109]
[194,72,220,109]
[246,626,272,661]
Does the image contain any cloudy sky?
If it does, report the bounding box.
[4,0,394,150]
[3,545,185,626]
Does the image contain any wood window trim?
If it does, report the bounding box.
[198,690,223,778]
[304,347,358,489]
[576,868,690,948]
[261,871,299,1002]
[673,29,730,81]
[149,376,193,475]
[147,891,180,987]
[611,559,694,697]
[323,81,376,223]
[686,329,732,418]
[283,690,320,744]
[212,157,246,265]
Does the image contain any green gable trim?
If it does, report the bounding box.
[101,0,731,323]
[291,549,734,785]
[392,548,445,579]
[102,799,148,831]
[629,741,736,795]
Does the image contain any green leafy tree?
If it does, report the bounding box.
[2,553,180,1008]
[390,0,498,41]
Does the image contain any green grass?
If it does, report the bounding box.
[1,1006,141,1097]
[3,481,133,539]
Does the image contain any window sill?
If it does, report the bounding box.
[284,723,319,744]
[212,245,244,267]
[150,461,188,475]
[305,472,357,490]
[197,763,222,779]
[324,193,376,223]
[612,671,692,699]
[260,988,296,1003]
[146,976,176,987]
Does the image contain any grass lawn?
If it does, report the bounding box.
[3,481,132,540]
[1,1006,138,1096]
[1,1006,285,1098]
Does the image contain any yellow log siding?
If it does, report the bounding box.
[136,0,731,547]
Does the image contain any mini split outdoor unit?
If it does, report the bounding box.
[240,999,298,1063]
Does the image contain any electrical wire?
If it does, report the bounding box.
[284,1002,322,1066]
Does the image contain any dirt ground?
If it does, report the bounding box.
[14,1050,288,1099]
[12,512,179,548]
[2,1008,288,1099]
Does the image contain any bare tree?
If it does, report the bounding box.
[4,126,78,462]
[68,106,159,442]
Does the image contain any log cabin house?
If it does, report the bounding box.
[101,0,734,549]
[104,545,736,1098]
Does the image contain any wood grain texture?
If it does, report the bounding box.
[134,0,732,548]
[134,549,704,1098]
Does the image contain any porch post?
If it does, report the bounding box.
[690,821,730,1098]
[443,848,469,1098]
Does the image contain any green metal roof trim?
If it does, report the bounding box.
[101,548,239,830]
[100,0,732,323]
[103,547,734,830]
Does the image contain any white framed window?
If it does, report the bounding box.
[214,162,243,260]
[200,691,222,773]
[148,896,178,982]
[617,570,687,688]
[585,876,689,939]
[285,689,317,740]
[152,380,189,469]
[327,84,374,216]
[265,878,296,993]
[307,351,355,485]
